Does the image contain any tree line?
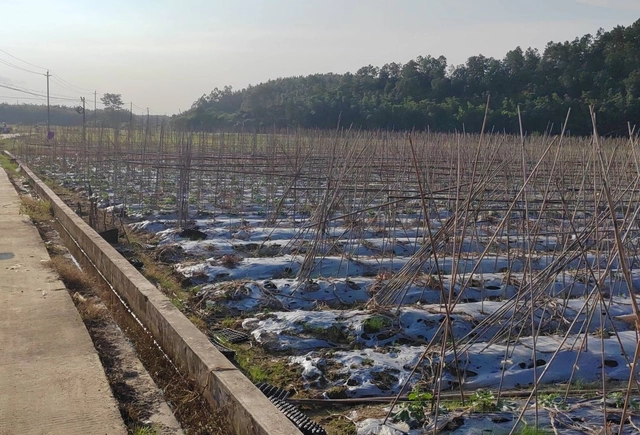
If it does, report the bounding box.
[0,103,100,127]
[0,93,167,129]
[174,19,640,136]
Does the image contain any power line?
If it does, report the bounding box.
[86,99,104,106]
[0,83,78,101]
[0,95,46,101]
[50,96,80,102]
[50,72,94,93]
[0,48,159,116]
[0,57,44,75]
[8,80,81,100]
[0,49,97,100]
[51,91,80,100]
[0,83,48,98]
[0,48,47,70]
[13,84,49,95]
[0,94,103,106]
[49,76,93,96]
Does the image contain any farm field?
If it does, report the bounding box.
[8,123,640,434]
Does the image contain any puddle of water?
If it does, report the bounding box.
[0,252,15,260]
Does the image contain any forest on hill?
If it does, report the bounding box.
[175,19,640,136]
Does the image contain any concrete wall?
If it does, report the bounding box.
[18,161,302,435]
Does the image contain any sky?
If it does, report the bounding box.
[0,0,637,116]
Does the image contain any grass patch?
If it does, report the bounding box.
[20,196,52,222]
[515,426,553,435]
[48,256,94,292]
[441,399,465,411]
[73,293,110,323]
[233,346,301,387]
[326,386,348,399]
[362,315,391,333]
[220,317,240,328]
[0,152,18,172]
[361,358,374,367]
[302,322,351,344]
[131,425,158,435]
[189,314,207,332]
[320,414,356,435]
[304,405,364,435]
[126,232,191,311]
[47,256,110,325]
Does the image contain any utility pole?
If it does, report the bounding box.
[146,107,150,135]
[129,102,133,126]
[94,90,97,127]
[81,97,86,145]
[46,70,50,136]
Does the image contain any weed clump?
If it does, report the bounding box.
[220,254,242,268]
[48,256,94,293]
[20,197,52,222]
[362,315,391,334]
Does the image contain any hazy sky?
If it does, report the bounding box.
[0,0,637,115]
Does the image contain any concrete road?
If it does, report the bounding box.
[0,163,127,434]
